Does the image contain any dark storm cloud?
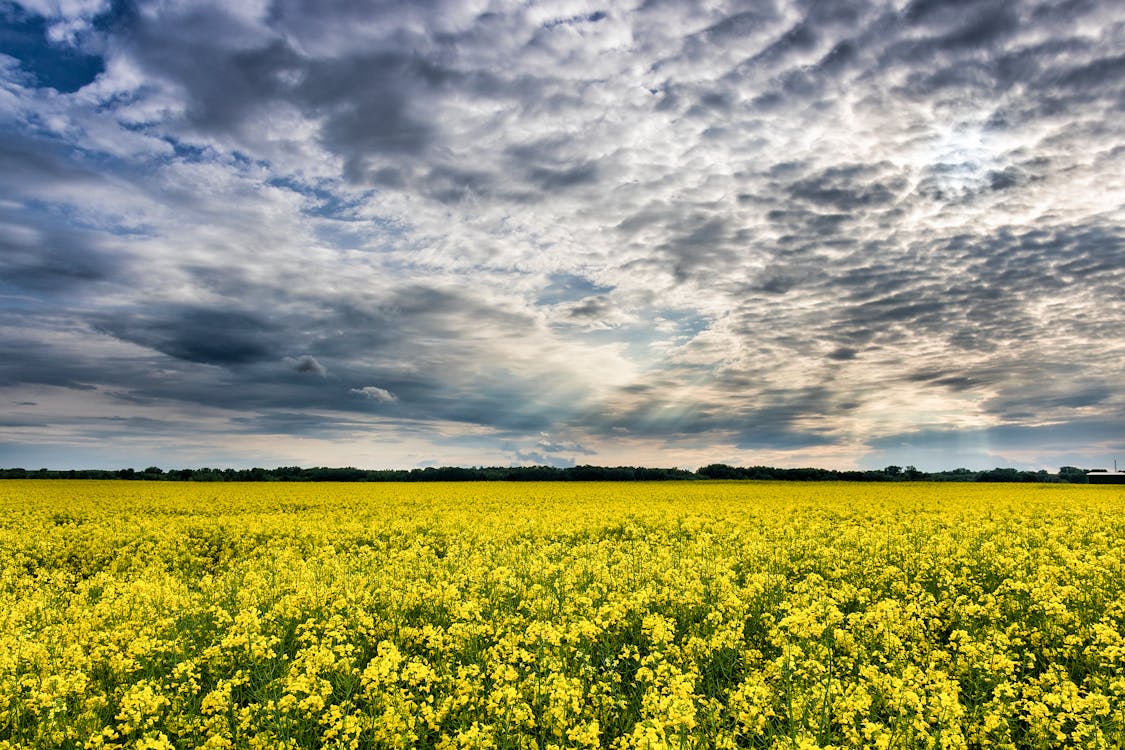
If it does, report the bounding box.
[827,347,858,361]
[0,136,132,293]
[111,3,446,174]
[14,277,578,439]
[96,306,278,366]
[0,335,100,391]
[286,355,327,376]
[0,221,120,292]
[302,52,440,167]
[107,0,589,191]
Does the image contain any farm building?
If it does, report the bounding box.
[1087,469,1125,484]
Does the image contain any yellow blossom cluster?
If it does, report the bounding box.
[1,479,1123,748]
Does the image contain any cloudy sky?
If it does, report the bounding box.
[1,0,1123,471]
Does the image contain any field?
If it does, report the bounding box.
[2,480,1124,750]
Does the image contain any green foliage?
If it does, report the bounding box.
[0,464,1100,483]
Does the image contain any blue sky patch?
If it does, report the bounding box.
[0,4,104,92]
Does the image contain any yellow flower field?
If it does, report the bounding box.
[2,480,1124,749]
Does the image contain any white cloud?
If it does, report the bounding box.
[350,386,396,403]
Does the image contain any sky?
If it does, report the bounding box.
[1,0,1123,472]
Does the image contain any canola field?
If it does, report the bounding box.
[2,480,1124,750]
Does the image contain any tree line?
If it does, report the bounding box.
[0,464,1095,483]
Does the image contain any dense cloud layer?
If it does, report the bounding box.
[1,0,1122,469]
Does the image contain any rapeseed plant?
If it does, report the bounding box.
[1,480,1123,748]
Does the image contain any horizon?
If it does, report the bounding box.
[2,0,1123,472]
[1,460,1117,476]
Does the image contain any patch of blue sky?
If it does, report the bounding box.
[0,6,103,93]
[167,138,211,163]
[227,149,264,170]
[536,272,614,305]
[265,175,391,224]
[656,308,710,340]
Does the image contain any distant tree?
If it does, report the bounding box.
[977,467,1043,482]
[697,464,741,479]
[1058,466,1089,484]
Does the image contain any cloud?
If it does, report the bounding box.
[862,419,1125,471]
[0,217,120,292]
[96,306,278,367]
[351,386,396,403]
[535,433,594,456]
[286,355,326,376]
[513,450,577,469]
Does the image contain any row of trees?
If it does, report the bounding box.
[696,464,1093,483]
[0,464,1096,483]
